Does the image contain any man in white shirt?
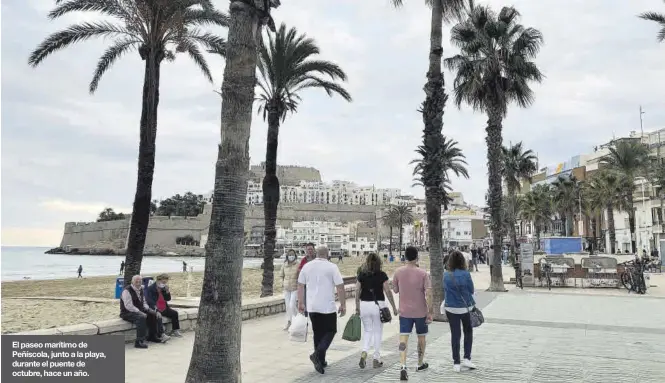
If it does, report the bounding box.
[298,246,346,374]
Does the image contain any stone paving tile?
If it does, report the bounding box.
[362,323,665,383]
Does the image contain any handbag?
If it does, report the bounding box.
[450,273,484,328]
[342,313,362,341]
[370,287,392,323]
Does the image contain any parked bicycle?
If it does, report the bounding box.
[619,258,647,294]
[539,260,552,291]
[513,263,523,289]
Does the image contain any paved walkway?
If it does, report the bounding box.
[125,267,665,382]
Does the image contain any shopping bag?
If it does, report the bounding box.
[289,313,308,343]
[342,313,362,342]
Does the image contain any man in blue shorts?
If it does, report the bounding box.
[392,246,432,381]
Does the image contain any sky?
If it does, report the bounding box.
[1,0,664,247]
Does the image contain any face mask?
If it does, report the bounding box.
[157,283,166,288]
[288,256,296,262]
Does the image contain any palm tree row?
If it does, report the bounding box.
[507,140,656,256]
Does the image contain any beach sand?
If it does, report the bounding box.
[1,255,423,333]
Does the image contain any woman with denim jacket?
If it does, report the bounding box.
[442,250,477,373]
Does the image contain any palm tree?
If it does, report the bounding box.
[639,0,665,42]
[584,171,631,254]
[551,175,580,236]
[411,135,468,318]
[28,0,227,287]
[519,185,553,250]
[445,5,544,291]
[256,24,351,297]
[185,1,279,382]
[390,0,467,320]
[601,139,651,253]
[389,205,414,258]
[502,142,537,263]
[382,208,400,257]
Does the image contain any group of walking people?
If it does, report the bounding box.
[281,244,478,380]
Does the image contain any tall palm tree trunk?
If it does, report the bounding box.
[507,189,518,265]
[185,2,259,381]
[486,108,505,291]
[389,226,393,257]
[398,223,404,259]
[261,103,281,297]
[422,0,447,322]
[426,189,445,320]
[607,205,617,254]
[535,225,541,250]
[123,51,162,286]
[627,192,637,253]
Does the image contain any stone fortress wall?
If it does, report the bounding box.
[249,163,321,186]
[60,202,381,250]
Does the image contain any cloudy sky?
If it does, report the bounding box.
[2,0,664,246]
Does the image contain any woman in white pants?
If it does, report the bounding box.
[355,253,398,368]
[281,250,299,330]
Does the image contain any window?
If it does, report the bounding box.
[352,244,356,249]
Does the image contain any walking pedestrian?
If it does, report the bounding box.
[298,246,346,374]
[443,250,477,373]
[392,246,432,381]
[119,261,125,275]
[355,252,397,369]
[296,243,317,316]
[470,247,479,272]
[77,265,83,278]
[338,253,344,263]
[281,249,299,331]
[182,261,187,273]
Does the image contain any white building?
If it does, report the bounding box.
[284,221,351,247]
[243,179,405,206]
[344,237,378,256]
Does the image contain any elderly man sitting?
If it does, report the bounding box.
[120,275,169,348]
[146,274,182,337]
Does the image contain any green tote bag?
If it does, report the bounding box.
[342,313,362,342]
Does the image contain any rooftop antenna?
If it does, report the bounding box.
[640,105,645,138]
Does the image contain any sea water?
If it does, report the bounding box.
[0,246,263,281]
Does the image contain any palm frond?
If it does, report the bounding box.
[445,4,544,115]
[182,8,229,27]
[49,0,128,20]
[256,23,351,121]
[28,22,132,67]
[89,38,138,93]
[179,40,213,82]
[639,11,665,42]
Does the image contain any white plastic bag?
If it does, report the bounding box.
[289,313,309,342]
[439,301,446,315]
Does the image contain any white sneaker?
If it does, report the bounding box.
[462,359,476,369]
[453,364,461,372]
[171,330,183,338]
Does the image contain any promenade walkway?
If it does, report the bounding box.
[125,267,665,382]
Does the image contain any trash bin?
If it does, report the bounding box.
[142,276,154,290]
[115,277,124,299]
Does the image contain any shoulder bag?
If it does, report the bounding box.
[369,274,392,323]
[451,272,484,328]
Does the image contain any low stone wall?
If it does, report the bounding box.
[15,285,357,343]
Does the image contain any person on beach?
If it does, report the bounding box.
[443,251,477,373]
[119,261,125,275]
[146,274,182,338]
[120,275,168,348]
[298,246,346,374]
[281,249,299,331]
[355,252,397,369]
[182,261,187,273]
[77,265,83,278]
[392,246,432,381]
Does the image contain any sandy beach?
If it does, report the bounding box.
[1,255,424,333]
